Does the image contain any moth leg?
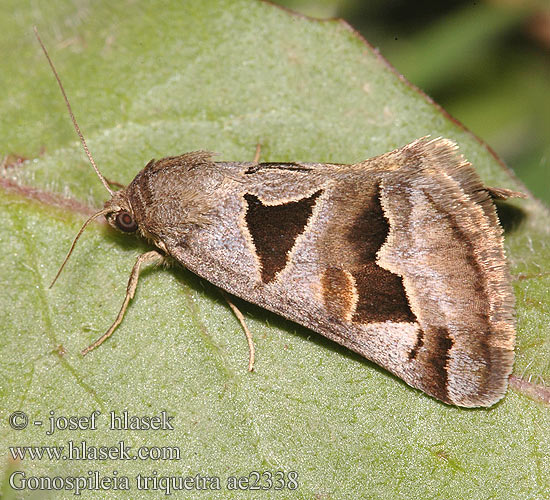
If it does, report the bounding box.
[81,250,164,356]
[485,186,527,200]
[252,143,262,164]
[104,176,126,190]
[221,291,255,372]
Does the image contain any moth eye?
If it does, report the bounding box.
[115,211,138,233]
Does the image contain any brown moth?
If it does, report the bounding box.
[37,31,517,408]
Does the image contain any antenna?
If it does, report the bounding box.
[33,26,114,196]
[48,208,112,288]
[34,27,116,287]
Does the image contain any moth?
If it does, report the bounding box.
[37,30,518,408]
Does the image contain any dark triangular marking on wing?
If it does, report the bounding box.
[244,190,322,283]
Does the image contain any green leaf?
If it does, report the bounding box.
[1,1,549,498]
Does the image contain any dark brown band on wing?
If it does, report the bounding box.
[420,192,493,403]
[348,189,416,324]
[244,190,322,283]
[419,326,454,403]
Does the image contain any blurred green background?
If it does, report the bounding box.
[273,0,550,205]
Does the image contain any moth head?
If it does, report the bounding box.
[102,191,138,234]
